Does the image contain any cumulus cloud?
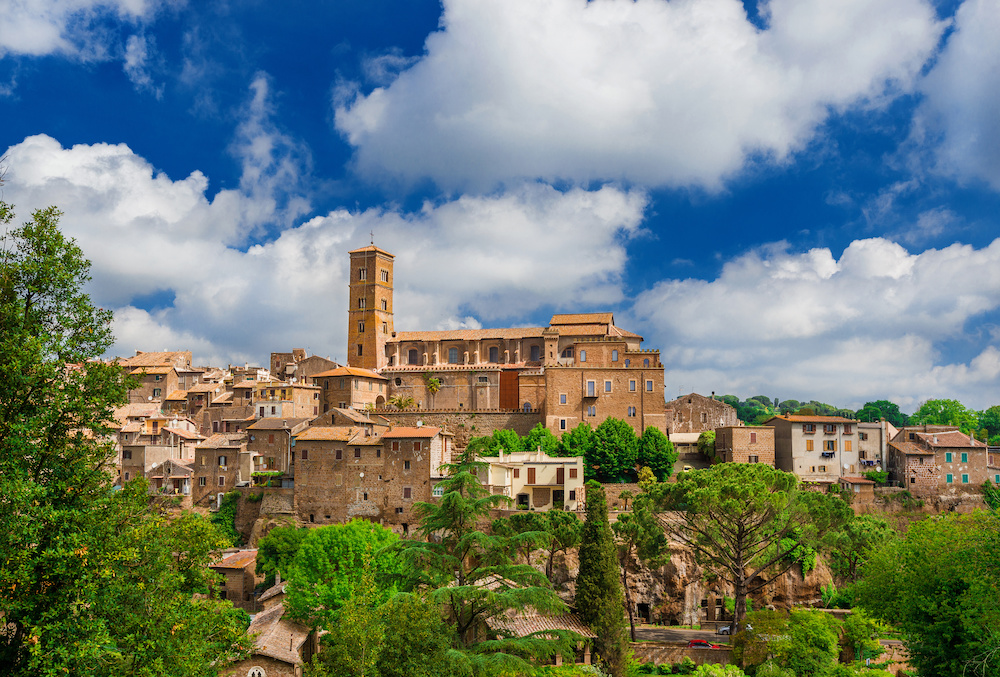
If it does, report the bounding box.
[1,134,645,367]
[335,0,943,191]
[0,0,167,60]
[629,237,1000,410]
[912,0,1000,190]
[122,32,162,97]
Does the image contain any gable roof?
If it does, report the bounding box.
[549,312,613,326]
[196,433,246,449]
[211,550,257,570]
[914,430,986,448]
[383,426,443,439]
[767,414,856,424]
[244,603,310,665]
[247,417,311,430]
[311,366,387,380]
[294,426,359,442]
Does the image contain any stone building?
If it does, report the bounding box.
[343,245,667,437]
[247,417,311,476]
[887,426,989,495]
[665,393,739,434]
[118,350,193,404]
[209,550,264,612]
[765,415,860,485]
[270,348,339,383]
[312,366,389,411]
[252,382,321,419]
[714,426,775,465]
[192,433,248,506]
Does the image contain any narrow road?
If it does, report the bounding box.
[634,625,731,645]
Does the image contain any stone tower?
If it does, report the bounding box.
[347,245,394,370]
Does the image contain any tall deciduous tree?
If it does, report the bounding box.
[637,426,677,481]
[576,481,628,676]
[0,202,249,674]
[828,513,896,582]
[612,493,668,641]
[588,418,639,482]
[650,464,851,633]
[910,398,977,431]
[855,399,909,427]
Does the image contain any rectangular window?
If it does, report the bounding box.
[587,405,596,416]
[580,350,586,362]
[569,490,576,500]
[123,449,132,460]
[612,349,618,361]
[403,487,412,499]
[824,440,837,452]
[859,432,868,440]
[961,452,968,463]
[392,441,400,451]
[198,477,206,486]
[489,346,499,363]
[404,460,411,470]
[358,268,367,280]
[358,321,365,332]
[818,465,827,472]
[962,474,969,484]
[646,380,653,392]
[560,419,566,431]
[560,393,567,405]
[806,439,814,451]
[218,456,227,466]
[946,474,953,483]
[824,424,836,434]
[354,448,361,458]
[358,297,366,309]
[218,477,225,487]
[604,380,612,393]
[300,449,308,461]
[946,452,953,463]
[569,468,578,479]
[750,432,757,444]
[748,455,759,463]
[587,381,596,397]
[843,424,852,434]
[413,441,422,452]
[357,344,363,356]
[527,468,536,484]
[629,380,636,392]
[513,468,520,478]
[627,406,636,417]
[845,441,852,452]
[153,388,162,397]
[382,322,388,333]
[803,424,816,433]
[336,449,343,460]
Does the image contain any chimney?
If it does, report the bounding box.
[933,435,938,445]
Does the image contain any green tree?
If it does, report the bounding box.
[576,482,628,676]
[696,430,716,458]
[855,400,909,427]
[541,509,582,581]
[523,422,561,455]
[910,398,977,432]
[856,510,1000,677]
[650,464,851,633]
[637,426,677,481]
[828,513,896,582]
[395,452,574,672]
[588,417,639,482]
[286,519,402,628]
[165,510,233,593]
[376,594,457,677]
[611,493,667,641]
[0,203,249,675]
[977,405,1000,439]
[256,523,309,577]
[558,421,594,458]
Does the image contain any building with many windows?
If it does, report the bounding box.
[765,415,861,485]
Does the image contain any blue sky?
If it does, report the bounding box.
[2,0,999,412]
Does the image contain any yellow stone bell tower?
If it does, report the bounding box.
[347,245,394,370]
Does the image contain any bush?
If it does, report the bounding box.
[245,492,263,502]
[210,490,241,546]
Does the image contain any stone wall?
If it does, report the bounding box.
[221,655,299,677]
[603,483,642,511]
[630,642,732,666]
[375,410,542,449]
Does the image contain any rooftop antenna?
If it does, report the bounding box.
[370,230,375,246]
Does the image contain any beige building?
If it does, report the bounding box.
[765,415,861,484]
[714,426,775,465]
[476,449,585,511]
[253,382,321,419]
[247,417,311,477]
[118,350,192,404]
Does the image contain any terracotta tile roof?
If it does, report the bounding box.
[331,408,373,423]
[889,440,935,456]
[383,426,442,439]
[768,415,857,424]
[294,426,359,442]
[212,391,233,404]
[550,313,613,326]
[490,610,595,639]
[187,382,223,393]
[258,581,287,604]
[131,365,174,375]
[163,427,203,440]
[392,327,547,343]
[197,433,246,449]
[311,366,387,380]
[211,550,257,570]
[118,351,191,368]
[232,380,257,389]
[348,244,395,257]
[915,430,986,448]
[116,403,162,419]
[841,476,875,484]
[247,417,311,430]
[610,325,641,339]
[164,390,188,401]
[120,421,143,433]
[246,603,310,665]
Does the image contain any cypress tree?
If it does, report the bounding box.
[575,481,628,676]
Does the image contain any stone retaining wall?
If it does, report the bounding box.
[630,642,732,666]
[375,410,543,448]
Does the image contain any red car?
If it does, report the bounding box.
[687,639,724,649]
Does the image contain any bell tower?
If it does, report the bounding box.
[347,245,394,370]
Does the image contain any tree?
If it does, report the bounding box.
[375,594,457,677]
[855,400,908,427]
[576,481,628,676]
[696,430,716,458]
[856,510,1000,677]
[558,421,594,458]
[611,492,667,641]
[256,523,308,577]
[0,203,249,674]
[828,513,896,582]
[588,417,639,482]
[637,426,677,481]
[649,464,851,633]
[541,509,582,581]
[910,398,977,432]
[286,519,402,628]
[978,405,1000,439]
[523,423,560,455]
[395,452,574,671]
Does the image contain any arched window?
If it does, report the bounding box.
[523,402,532,413]
[448,347,459,364]
[408,349,419,365]
[643,358,650,367]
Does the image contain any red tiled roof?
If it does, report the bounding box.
[163,427,203,440]
[164,390,188,401]
[131,365,174,375]
[841,476,875,484]
[197,433,246,449]
[295,426,359,442]
[550,312,613,326]
[769,415,857,424]
[311,366,386,380]
[391,327,547,342]
[490,610,595,639]
[348,244,395,257]
[117,350,190,368]
[383,426,442,439]
[211,550,257,570]
[187,382,223,393]
[915,430,986,448]
[888,440,935,456]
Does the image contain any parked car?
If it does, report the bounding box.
[687,639,723,649]
[717,623,752,635]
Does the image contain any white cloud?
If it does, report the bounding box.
[2,134,645,367]
[912,0,1000,190]
[629,236,1000,411]
[0,0,167,60]
[335,0,943,191]
[122,32,162,97]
